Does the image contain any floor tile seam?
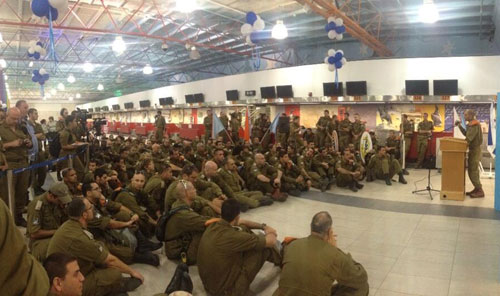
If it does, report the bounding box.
[447,218,461,296]
[380,272,448,296]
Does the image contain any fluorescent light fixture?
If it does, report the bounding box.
[76,93,81,99]
[0,59,6,68]
[97,83,104,91]
[272,20,288,40]
[68,96,74,101]
[29,61,34,68]
[143,64,153,75]
[0,32,3,43]
[83,62,94,73]
[4,75,7,81]
[176,0,197,13]
[57,83,65,91]
[50,88,57,95]
[43,96,47,101]
[112,36,126,55]
[67,74,75,83]
[419,0,439,23]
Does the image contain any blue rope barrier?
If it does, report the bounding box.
[0,153,78,177]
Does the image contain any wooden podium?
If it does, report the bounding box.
[440,137,467,201]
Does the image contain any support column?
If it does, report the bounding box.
[495,93,500,210]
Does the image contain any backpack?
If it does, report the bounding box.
[155,205,191,241]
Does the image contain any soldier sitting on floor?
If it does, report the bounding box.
[366,146,407,186]
[335,150,364,192]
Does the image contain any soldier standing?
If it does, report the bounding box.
[351,113,365,151]
[277,113,290,148]
[416,113,433,168]
[338,112,353,152]
[401,114,414,172]
[229,112,241,143]
[315,110,331,148]
[203,109,213,142]
[154,110,166,143]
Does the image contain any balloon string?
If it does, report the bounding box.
[40,85,44,98]
[48,9,57,73]
[335,68,339,88]
[253,47,261,70]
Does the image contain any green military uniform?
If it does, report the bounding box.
[29,119,47,191]
[277,161,308,193]
[218,167,264,208]
[367,154,402,180]
[459,121,483,189]
[203,114,213,142]
[0,199,49,295]
[401,120,414,162]
[155,115,166,142]
[114,186,155,237]
[83,171,95,183]
[338,118,352,151]
[274,235,369,296]
[352,120,365,151]
[252,117,263,139]
[298,155,323,190]
[230,114,241,142]
[315,116,330,148]
[248,162,278,194]
[55,119,65,132]
[164,180,216,217]
[58,127,85,182]
[289,121,304,149]
[164,199,210,265]
[198,220,281,296]
[26,193,68,261]
[335,157,361,188]
[416,120,433,167]
[313,153,336,182]
[220,114,229,141]
[385,135,402,166]
[144,174,171,213]
[265,150,279,166]
[47,219,123,296]
[0,121,30,219]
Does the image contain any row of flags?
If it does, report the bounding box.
[212,106,265,142]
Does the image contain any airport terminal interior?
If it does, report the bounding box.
[1,0,500,296]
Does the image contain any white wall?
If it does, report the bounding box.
[79,56,500,110]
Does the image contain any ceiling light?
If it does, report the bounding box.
[46,93,52,99]
[176,0,197,13]
[4,75,7,81]
[57,83,65,91]
[112,36,126,55]
[29,61,34,67]
[83,62,94,73]
[143,64,153,75]
[97,83,104,91]
[50,88,57,95]
[272,20,288,40]
[0,32,3,43]
[68,96,74,101]
[419,0,439,23]
[76,93,81,99]
[0,59,6,68]
[43,96,47,101]
[67,74,75,83]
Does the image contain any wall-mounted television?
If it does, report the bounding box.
[276,85,293,98]
[112,104,120,111]
[323,82,343,96]
[194,93,204,103]
[405,80,429,95]
[95,107,101,112]
[185,94,195,104]
[124,102,134,109]
[433,79,458,95]
[159,97,174,105]
[346,81,367,96]
[260,86,276,99]
[102,106,109,112]
[226,90,239,101]
[139,100,151,108]
[88,108,93,113]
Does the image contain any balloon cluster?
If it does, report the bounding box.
[324,17,346,40]
[324,49,347,72]
[31,0,68,20]
[32,68,50,85]
[27,40,46,60]
[241,12,268,46]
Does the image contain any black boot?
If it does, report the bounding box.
[118,277,142,292]
[15,215,27,227]
[366,173,374,182]
[402,169,410,175]
[355,182,364,189]
[136,230,162,253]
[320,179,329,192]
[349,181,358,192]
[385,174,392,186]
[133,251,160,267]
[289,189,302,197]
[258,198,273,206]
[398,173,407,184]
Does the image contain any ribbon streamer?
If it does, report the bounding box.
[252,47,261,70]
[48,9,58,73]
[335,68,339,89]
[40,84,44,98]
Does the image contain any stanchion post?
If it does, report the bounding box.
[7,170,15,217]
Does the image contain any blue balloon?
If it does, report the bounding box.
[34,52,41,60]
[32,76,39,82]
[49,6,58,20]
[36,41,43,47]
[335,61,343,68]
[327,56,335,65]
[28,52,35,57]
[328,22,337,31]
[335,26,346,34]
[33,70,40,75]
[31,0,50,18]
[334,52,343,61]
[42,74,49,80]
[246,12,257,25]
[39,80,45,85]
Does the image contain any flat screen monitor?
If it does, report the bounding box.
[194,93,204,103]
[95,107,101,112]
[276,85,293,98]
[88,108,93,113]
[112,104,120,111]
[226,90,239,101]
[159,97,174,105]
[433,79,458,95]
[124,102,133,109]
[185,94,195,104]
[346,81,367,96]
[323,82,343,96]
[102,106,109,111]
[139,100,151,108]
[260,86,276,99]
[405,80,429,95]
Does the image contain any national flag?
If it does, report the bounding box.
[453,107,465,139]
[487,103,496,158]
[212,113,225,139]
[269,113,280,134]
[244,106,250,142]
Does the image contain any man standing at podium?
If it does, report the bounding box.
[455,109,484,198]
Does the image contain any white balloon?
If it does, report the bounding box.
[40,48,47,56]
[335,18,343,26]
[327,49,335,56]
[28,47,35,54]
[240,23,253,36]
[246,35,254,46]
[253,18,265,31]
[328,64,336,72]
[341,57,347,65]
[336,34,343,41]
[39,68,47,75]
[185,43,191,50]
[34,45,42,52]
[29,40,37,48]
[327,17,336,23]
[48,0,68,10]
[327,30,337,40]
[324,57,329,64]
[336,50,344,56]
